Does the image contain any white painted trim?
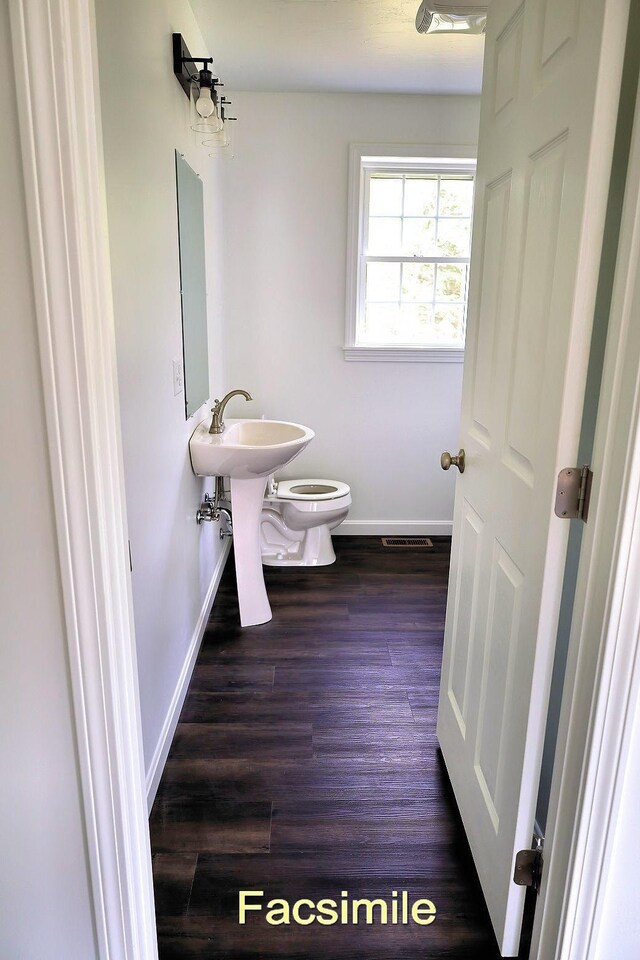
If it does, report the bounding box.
[8,1,157,958]
[532,14,640,957]
[146,539,232,811]
[344,142,477,362]
[335,521,452,536]
[343,346,464,363]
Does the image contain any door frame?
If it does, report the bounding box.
[8,0,157,957]
[9,1,640,958]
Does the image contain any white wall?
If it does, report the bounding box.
[95,0,229,786]
[0,6,97,956]
[224,92,480,534]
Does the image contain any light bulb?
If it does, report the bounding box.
[190,100,223,135]
[195,85,214,119]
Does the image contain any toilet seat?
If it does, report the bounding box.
[269,478,351,502]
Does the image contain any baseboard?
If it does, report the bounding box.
[145,538,232,812]
[334,521,453,536]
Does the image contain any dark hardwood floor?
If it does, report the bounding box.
[151,537,503,959]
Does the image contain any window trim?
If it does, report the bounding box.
[345,143,477,363]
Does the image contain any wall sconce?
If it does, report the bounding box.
[172,33,235,141]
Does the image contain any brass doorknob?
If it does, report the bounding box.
[441,449,466,474]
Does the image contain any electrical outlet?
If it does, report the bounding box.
[172,358,184,396]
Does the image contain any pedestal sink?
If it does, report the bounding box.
[189,418,314,626]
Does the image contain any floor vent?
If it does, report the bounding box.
[382,537,434,548]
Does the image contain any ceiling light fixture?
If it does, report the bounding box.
[415,2,488,34]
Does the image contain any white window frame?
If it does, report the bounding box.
[345,143,477,362]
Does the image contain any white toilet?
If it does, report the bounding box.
[260,477,351,566]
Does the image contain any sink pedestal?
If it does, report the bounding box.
[230,477,272,627]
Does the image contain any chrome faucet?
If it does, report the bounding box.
[209,389,253,434]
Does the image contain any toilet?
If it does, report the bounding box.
[260,477,351,566]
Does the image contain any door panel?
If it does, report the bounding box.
[436,0,630,954]
[539,0,579,73]
[506,135,566,476]
[470,174,511,443]
[493,5,524,117]
[449,501,485,733]
[475,544,523,825]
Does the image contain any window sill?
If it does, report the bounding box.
[343,346,465,363]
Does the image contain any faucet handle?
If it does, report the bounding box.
[209,400,223,435]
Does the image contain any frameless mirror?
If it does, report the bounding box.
[175,151,209,418]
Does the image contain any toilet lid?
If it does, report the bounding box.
[274,478,350,501]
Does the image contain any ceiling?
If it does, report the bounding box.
[190,0,485,96]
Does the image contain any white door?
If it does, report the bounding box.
[436,0,630,955]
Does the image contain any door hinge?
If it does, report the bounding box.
[513,836,544,893]
[554,465,593,522]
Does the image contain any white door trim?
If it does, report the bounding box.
[533,57,640,960]
[8,1,157,958]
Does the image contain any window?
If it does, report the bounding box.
[345,145,476,362]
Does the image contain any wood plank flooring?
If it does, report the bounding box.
[150,536,504,959]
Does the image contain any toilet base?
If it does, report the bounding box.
[261,520,337,567]
[262,554,336,567]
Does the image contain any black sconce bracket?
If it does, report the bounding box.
[218,97,237,122]
[172,33,214,99]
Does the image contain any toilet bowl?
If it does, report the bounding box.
[260,478,351,566]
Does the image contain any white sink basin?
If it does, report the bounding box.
[189,418,315,480]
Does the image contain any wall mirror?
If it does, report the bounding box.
[175,151,209,418]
